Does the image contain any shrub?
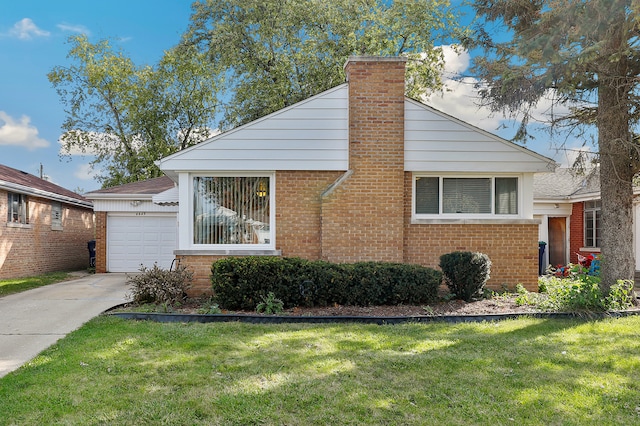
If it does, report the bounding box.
[210,257,441,310]
[439,251,491,302]
[518,275,637,312]
[127,263,193,305]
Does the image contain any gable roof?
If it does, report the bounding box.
[0,164,92,209]
[158,83,555,176]
[533,168,601,201]
[84,176,175,200]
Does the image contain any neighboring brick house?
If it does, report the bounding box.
[0,164,94,279]
[147,56,554,295]
[534,167,639,273]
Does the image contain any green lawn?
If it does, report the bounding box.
[1,316,639,425]
[0,271,73,297]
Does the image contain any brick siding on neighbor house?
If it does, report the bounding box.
[0,189,95,279]
[569,201,599,264]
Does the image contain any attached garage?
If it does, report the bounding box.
[85,176,179,274]
[107,214,176,272]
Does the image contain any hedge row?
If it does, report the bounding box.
[210,257,442,310]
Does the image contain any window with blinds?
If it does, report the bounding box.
[7,192,28,224]
[414,176,518,216]
[193,176,271,245]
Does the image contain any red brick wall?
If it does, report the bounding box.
[569,201,597,263]
[321,57,406,263]
[0,189,95,279]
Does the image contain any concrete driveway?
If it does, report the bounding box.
[0,273,130,378]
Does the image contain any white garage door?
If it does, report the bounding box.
[107,214,177,272]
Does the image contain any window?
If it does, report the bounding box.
[193,176,272,246]
[7,192,28,224]
[414,176,518,216]
[584,200,601,248]
[51,202,62,229]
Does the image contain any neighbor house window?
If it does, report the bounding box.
[414,176,518,216]
[193,176,272,245]
[584,200,601,248]
[51,202,62,229]
[7,192,28,224]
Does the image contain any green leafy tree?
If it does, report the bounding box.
[184,0,462,128]
[470,0,640,292]
[48,35,220,187]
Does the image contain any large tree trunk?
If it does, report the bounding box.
[597,81,635,293]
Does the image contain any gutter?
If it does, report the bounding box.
[0,180,93,209]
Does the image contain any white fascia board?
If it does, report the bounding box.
[84,193,154,201]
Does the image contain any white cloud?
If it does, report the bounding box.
[58,130,117,156]
[0,111,49,150]
[423,45,574,136]
[74,163,99,181]
[422,46,503,131]
[8,18,50,40]
[56,23,91,36]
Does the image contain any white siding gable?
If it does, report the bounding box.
[404,99,554,173]
[159,84,349,172]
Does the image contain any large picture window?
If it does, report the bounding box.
[7,192,28,224]
[193,176,271,245]
[584,200,601,248]
[414,176,518,216]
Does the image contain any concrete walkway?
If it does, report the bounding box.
[0,273,129,378]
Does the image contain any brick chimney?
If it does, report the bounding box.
[321,56,407,263]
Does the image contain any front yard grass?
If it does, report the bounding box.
[1,316,640,425]
[0,271,72,297]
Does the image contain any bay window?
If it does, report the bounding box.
[414,176,519,217]
[193,175,272,246]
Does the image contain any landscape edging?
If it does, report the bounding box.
[107,310,640,325]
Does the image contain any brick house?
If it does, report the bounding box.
[0,164,94,279]
[534,167,640,273]
[93,56,555,295]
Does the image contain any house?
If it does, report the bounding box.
[0,164,94,279]
[534,167,640,273]
[84,176,177,272]
[91,56,556,295]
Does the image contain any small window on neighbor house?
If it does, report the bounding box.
[7,192,28,224]
[414,176,518,216]
[193,176,272,245]
[51,202,62,229]
[584,200,601,248]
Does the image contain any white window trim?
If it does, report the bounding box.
[583,200,601,249]
[187,171,276,251]
[412,173,524,221]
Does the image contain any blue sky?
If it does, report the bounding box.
[1,0,193,192]
[1,1,578,194]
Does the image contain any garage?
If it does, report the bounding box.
[107,214,177,272]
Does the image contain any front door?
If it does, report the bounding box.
[548,217,567,267]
